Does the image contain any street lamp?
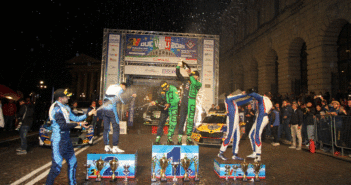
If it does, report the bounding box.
[39,81,47,89]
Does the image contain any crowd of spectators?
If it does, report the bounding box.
[207,91,351,155]
[243,91,351,155]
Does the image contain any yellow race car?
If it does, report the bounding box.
[191,112,228,145]
[191,112,246,145]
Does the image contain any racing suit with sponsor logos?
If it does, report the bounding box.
[102,84,132,147]
[247,93,273,156]
[164,85,180,138]
[220,94,253,155]
[46,101,87,185]
[176,66,202,137]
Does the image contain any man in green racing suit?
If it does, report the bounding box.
[176,61,202,145]
[153,81,180,145]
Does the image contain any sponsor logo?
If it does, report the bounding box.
[186,40,196,49]
[203,49,213,52]
[162,69,176,74]
[127,38,141,47]
[145,69,157,73]
[109,58,118,62]
[153,58,170,62]
[109,53,119,57]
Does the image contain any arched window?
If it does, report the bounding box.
[337,23,351,97]
[300,42,308,94]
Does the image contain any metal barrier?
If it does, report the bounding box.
[314,115,351,156]
[333,116,351,156]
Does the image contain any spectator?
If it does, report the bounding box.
[315,104,323,115]
[215,105,221,112]
[3,100,17,131]
[208,104,216,113]
[328,101,341,116]
[278,100,292,144]
[289,102,303,150]
[71,101,83,115]
[87,101,97,137]
[16,99,34,155]
[244,104,256,139]
[270,106,280,146]
[95,100,104,137]
[304,101,316,147]
[347,99,351,116]
[300,102,308,143]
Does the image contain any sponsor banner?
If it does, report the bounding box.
[125,65,189,77]
[200,39,215,110]
[125,56,197,64]
[105,34,121,89]
[125,34,198,64]
[109,34,121,44]
[128,97,135,126]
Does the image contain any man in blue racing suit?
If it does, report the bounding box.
[218,91,253,161]
[102,83,136,153]
[46,89,96,185]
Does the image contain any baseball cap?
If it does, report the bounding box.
[54,89,72,100]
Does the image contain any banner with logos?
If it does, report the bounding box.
[199,39,215,112]
[125,34,198,64]
[105,34,121,88]
[124,65,189,77]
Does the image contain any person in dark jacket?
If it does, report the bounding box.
[244,103,256,139]
[289,102,304,150]
[95,100,104,137]
[278,100,292,144]
[304,102,316,146]
[270,105,280,146]
[347,99,351,116]
[16,99,35,155]
[86,101,97,136]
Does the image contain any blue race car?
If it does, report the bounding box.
[39,119,94,146]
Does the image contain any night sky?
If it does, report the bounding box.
[5,0,231,97]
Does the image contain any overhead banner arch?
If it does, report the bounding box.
[100,29,219,118]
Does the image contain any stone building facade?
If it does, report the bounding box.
[219,0,350,98]
[66,54,101,101]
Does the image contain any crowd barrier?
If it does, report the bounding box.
[314,115,351,156]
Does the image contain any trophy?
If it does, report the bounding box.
[241,159,249,182]
[94,157,105,181]
[159,155,171,182]
[109,157,119,182]
[224,165,231,181]
[151,156,157,182]
[232,165,239,181]
[253,162,261,182]
[171,161,179,182]
[192,156,200,181]
[84,164,91,181]
[123,164,130,182]
[180,155,192,182]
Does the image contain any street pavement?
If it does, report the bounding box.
[1,120,350,185]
